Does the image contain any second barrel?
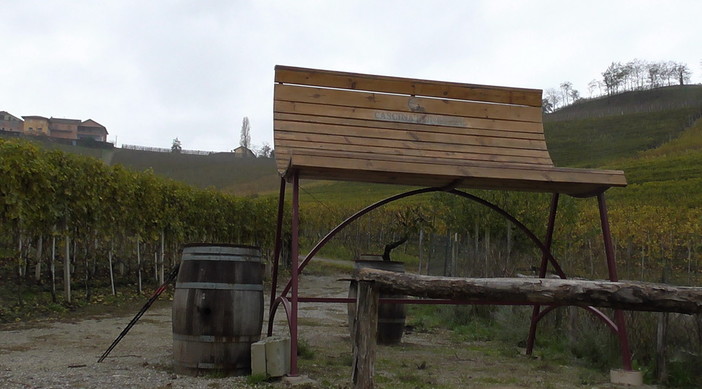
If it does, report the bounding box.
[348,255,407,345]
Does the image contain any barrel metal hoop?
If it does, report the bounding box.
[175,282,263,291]
[183,246,261,257]
[181,254,262,263]
[173,333,261,343]
[175,361,247,370]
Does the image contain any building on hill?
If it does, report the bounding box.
[78,119,108,141]
[22,115,50,136]
[13,114,109,142]
[0,111,23,133]
[49,117,81,140]
[232,145,256,158]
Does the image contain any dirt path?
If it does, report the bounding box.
[0,272,646,388]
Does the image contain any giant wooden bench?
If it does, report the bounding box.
[273,65,626,196]
[267,65,632,379]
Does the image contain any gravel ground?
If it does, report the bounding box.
[0,301,253,389]
[0,273,348,389]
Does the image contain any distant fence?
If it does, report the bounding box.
[121,144,214,155]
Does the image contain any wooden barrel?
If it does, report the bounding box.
[172,244,263,376]
[348,256,407,345]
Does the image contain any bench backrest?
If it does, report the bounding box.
[274,66,549,176]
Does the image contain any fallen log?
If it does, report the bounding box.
[353,268,702,315]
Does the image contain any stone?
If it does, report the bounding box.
[250,341,267,376]
[265,336,291,377]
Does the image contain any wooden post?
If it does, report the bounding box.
[136,238,142,294]
[50,234,56,301]
[417,229,423,275]
[34,235,43,282]
[64,234,71,303]
[352,280,379,389]
[108,240,116,296]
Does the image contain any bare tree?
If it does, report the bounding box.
[559,82,573,105]
[647,62,663,88]
[257,143,272,158]
[541,98,554,114]
[544,89,561,111]
[603,62,625,95]
[570,89,580,103]
[240,117,251,149]
[673,63,692,85]
[627,59,647,90]
[171,138,182,153]
[587,79,601,97]
[663,61,677,86]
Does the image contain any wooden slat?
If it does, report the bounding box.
[275,65,543,107]
[283,152,626,194]
[275,84,543,123]
[275,120,549,152]
[275,138,554,167]
[288,149,626,184]
[274,130,552,162]
[274,101,546,137]
[290,166,616,196]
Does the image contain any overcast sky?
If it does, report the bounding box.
[2,0,700,152]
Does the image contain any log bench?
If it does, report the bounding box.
[351,268,702,388]
[269,65,632,378]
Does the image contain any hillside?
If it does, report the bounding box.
[545,85,702,122]
[543,85,702,168]
[109,148,280,195]
[606,116,702,208]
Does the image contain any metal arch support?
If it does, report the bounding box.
[269,186,566,329]
[271,295,292,335]
[531,305,619,333]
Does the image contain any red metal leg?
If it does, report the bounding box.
[526,193,559,355]
[290,173,300,376]
[598,193,633,370]
[268,178,286,337]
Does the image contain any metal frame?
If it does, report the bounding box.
[267,174,633,375]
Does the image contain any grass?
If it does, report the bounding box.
[245,373,270,385]
[297,338,316,360]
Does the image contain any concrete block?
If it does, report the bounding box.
[250,341,267,376]
[265,336,291,377]
[610,369,643,386]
